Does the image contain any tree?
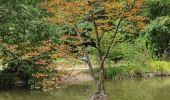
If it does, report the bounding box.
[42,0,146,99]
[143,0,170,60]
[145,16,170,60]
[144,0,170,20]
[0,0,61,89]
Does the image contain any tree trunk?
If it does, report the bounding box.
[88,91,108,100]
[88,62,108,100]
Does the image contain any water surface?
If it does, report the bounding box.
[1,77,170,100]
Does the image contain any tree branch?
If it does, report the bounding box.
[102,18,123,63]
[99,32,106,42]
[91,10,103,63]
[74,23,97,84]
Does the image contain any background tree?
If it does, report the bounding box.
[0,0,62,90]
[145,16,170,60]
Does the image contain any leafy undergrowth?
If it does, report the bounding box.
[94,61,170,79]
[149,61,170,72]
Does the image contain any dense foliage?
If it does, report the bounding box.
[145,16,170,59]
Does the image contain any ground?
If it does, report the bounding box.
[62,64,94,84]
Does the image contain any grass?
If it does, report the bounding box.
[93,60,170,79]
[42,57,170,79]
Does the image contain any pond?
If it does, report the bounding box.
[1,77,170,100]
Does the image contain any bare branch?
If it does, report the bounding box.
[91,11,103,62]
[62,62,76,81]
[74,23,97,84]
[99,32,106,42]
[102,18,123,63]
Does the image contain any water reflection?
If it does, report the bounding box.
[1,77,170,100]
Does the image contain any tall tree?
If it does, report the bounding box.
[42,0,146,99]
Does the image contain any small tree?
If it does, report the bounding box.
[42,0,147,99]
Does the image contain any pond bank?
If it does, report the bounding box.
[62,67,170,84]
[62,71,93,84]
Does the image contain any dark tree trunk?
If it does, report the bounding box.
[88,58,108,100]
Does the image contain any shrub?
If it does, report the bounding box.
[149,61,170,72]
[94,65,131,79]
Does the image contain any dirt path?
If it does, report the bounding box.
[62,64,96,84]
[62,71,93,84]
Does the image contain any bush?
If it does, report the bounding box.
[149,61,170,72]
[94,65,131,79]
[94,61,170,79]
[105,67,127,79]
